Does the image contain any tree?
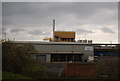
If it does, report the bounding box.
[96,56,118,79]
[2,41,37,73]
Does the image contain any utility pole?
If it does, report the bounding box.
[53,19,55,42]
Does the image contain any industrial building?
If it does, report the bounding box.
[94,44,119,57]
[15,41,94,63]
[43,20,76,42]
[35,42,94,62]
[14,41,119,63]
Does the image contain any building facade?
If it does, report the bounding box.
[14,41,94,63]
[31,42,94,62]
[14,41,119,63]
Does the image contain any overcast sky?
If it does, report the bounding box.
[0,2,1,41]
[2,2,118,43]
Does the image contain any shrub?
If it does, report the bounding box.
[22,63,45,78]
[2,41,37,73]
[96,56,118,79]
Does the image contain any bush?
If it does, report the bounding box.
[96,56,118,79]
[22,63,45,78]
[2,71,33,79]
[2,41,37,73]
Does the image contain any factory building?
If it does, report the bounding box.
[14,37,119,63]
[14,41,119,63]
[43,31,75,42]
[34,42,94,62]
[15,41,94,63]
[94,44,119,56]
[43,20,76,42]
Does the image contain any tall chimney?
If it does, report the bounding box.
[53,20,55,32]
[53,20,55,42]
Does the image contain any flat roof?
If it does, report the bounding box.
[35,51,83,54]
[13,41,92,45]
[12,41,119,45]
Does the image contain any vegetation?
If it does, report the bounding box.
[22,63,45,78]
[96,56,118,79]
[2,71,33,79]
[2,41,46,79]
[2,41,36,72]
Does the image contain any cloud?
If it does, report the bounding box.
[2,2,117,27]
[0,2,2,39]
[101,27,115,34]
[2,27,7,34]
[10,28,25,33]
[28,30,44,35]
[28,30,51,36]
[75,28,94,34]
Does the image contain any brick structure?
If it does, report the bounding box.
[64,63,96,78]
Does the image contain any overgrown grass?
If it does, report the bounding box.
[2,71,33,79]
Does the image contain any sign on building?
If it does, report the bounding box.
[85,46,93,50]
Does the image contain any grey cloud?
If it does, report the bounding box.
[75,28,94,34]
[10,28,25,33]
[28,30,51,36]
[29,30,43,35]
[43,31,51,35]
[0,2,1,39]
[28,30,50,35]
[101,27,115,34]
[2,2,117,28]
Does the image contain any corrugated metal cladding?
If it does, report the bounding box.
[36,55,46,62]
[54,31,75,38]
[34,44,85,52]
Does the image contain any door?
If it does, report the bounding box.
[36,55,46,62]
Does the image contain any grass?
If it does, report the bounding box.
[2,71,33,79]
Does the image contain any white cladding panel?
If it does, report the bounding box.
[85,46,93,50]
[34,45,86,52]
[72,45,85,52]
